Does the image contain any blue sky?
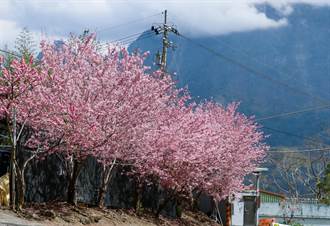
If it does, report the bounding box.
[0,0,330,48]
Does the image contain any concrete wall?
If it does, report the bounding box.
[231,198,245,226]
[260,201,330,226]
[231,195,330,226]
[25,155,178,217]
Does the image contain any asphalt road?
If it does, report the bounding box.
[0,210,42,226]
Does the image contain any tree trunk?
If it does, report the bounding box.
[9,109,17,210]
[191,190,202,211]
[15,166,25,210]
[156,189,174,217]
[97,159,116,208]
[175,199,182,218]
[15,154,36,210]
[155,188,177,217]
[9,147,16,210]
[135,187,143,214]
[156,196,172,217]
[67,159,82,205]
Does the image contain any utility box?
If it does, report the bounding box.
[243,195,257,226]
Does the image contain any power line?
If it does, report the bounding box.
[268,147,330,153]
[110,31,153,43]
[3,33,328,125]
[2,30,328,152]
[263,126,328,147]
[179,47,330,146]
[118,32,155,44]
[97,12,162,33]
[177,35,330,122]
[208,37,330,121]
[217,90,330,123]
[178,33,329,105]
[209,36,299,84]
[113,28,329,147]
[151,9,180,71]
[120,34,155,46]
[219,95,329,147]
[97,31,154,49]
[256,104,330,121]
[0,49,21,58]
[0,49,42,66]
[175,34,330,144]
[179,33,330,146]
[98,31,156,51]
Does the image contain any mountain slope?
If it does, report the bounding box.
[129,4,330,147]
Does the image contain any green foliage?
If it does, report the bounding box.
[291,223,304,226]
[77,29,102,51]
[78,29,91,41]
[14,27,36,60]
[317,163,330,204]
[1,27,37,78]
[0,51,16,78]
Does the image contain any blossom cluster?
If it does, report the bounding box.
[0,35,267,200]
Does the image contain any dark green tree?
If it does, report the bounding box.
[14,27,36,60]
[318,163,330,204]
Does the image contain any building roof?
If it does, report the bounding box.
[260,190,285,199]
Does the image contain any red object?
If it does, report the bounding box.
[225,202,231,226]
[259,218,275,226]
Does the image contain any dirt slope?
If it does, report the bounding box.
[1,203,221,226]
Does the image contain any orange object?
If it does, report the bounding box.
[225,202,231,226]
[259,218,275,226]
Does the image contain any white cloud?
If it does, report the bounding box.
[0,18,63,51]
[0,19,21,48]
[0,0,329,48]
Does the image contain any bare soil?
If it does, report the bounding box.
[1,203,221,226]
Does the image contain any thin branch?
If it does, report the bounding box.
[21,151,39,176]
[272,174,290,194]
[16,118,28,141]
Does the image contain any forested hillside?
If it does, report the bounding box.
[129,4,330,147]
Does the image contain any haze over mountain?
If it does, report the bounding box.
[129,4,330,147]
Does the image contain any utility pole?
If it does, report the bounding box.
[160,10,168,72]
[151,10,179,72]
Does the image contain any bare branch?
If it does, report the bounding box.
[16,118,28,141]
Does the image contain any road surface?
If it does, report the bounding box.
[0,210,42,226]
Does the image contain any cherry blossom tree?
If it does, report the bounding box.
[0,35,107,207]
[195,102,267,198]
[0,55,45,210]
[133,101,267,214]
[1,33,268,212]
[32,34,187,206]
[91,68,186,208]
[29,35,113,205]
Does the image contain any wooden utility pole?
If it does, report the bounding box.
[160,10,168,71]
[151,10,179,72]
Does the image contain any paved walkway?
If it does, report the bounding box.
[0,210,42,226]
